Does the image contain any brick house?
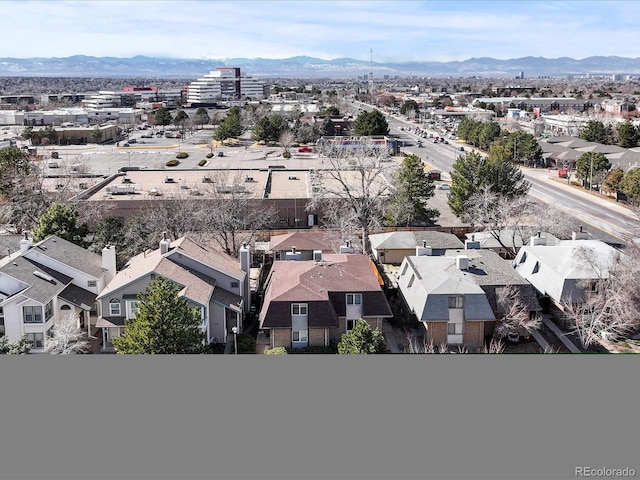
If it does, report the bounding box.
[397,248,540,348]
[258,252,392,349]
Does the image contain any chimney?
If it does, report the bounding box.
[313,250,323,262]
[339,240,355,254]
[159,232,170,254]
[285,245,302,261]
[101,245,117,285]
[530,231,547,246]
[464,234,480,250]
[456,255,469,271]
[572,225,588,241]
[416,241,433,256]
[239,243,251,314]
[19,231,33,254]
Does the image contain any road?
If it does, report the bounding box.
[375,104,637,246]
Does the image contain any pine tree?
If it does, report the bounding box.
[113,276,206,354]
[385,154,439,226]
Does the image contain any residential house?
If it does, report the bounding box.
[269,231,338,261]
[258,251,392,349]
[464,230,560,259]
[397,248,540,347]
[513,234,620,307]
[0,233,115,351]
[369,231,464,265]
[95,234,250,352]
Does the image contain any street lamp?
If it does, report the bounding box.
[232,326,238,355]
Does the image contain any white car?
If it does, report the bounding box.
[436,184,451,190]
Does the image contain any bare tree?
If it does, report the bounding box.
[309,137,395,253]
[463,189,577,258]
[45,313,90,354]
[199,171,279,256]
[279,130,295,155]
[495,286,542,338]
[562,245,640,348]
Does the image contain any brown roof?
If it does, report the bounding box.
[269,231,334,252]
[259,254,392,328]
[167,236,244,280]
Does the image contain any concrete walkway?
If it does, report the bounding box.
[382,320,403,353]
[540,315,582,353]
[530,329,552,352]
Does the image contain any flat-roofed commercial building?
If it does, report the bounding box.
[187,68,265,103]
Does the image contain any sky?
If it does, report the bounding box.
[2,1,639,62]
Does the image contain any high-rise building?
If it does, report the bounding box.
[187,67,264,103]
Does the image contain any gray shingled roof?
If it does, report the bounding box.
[0,256,71,304]
[29,235,105,278]
[399,249,540,322]
[369,231,464,250]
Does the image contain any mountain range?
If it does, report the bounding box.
[1,55,640,78]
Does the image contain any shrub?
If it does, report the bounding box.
[198,159,207,167]
[287,345,338,354]
[264,346,288,355]
[176,152,189,159]
[282,151,291,159]
[166,159,179,167]
[206,153,213,158]
[235,334,256,354]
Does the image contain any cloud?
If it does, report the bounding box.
[0,0,637,61]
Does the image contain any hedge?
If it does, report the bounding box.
[166,159,180,167]
[206,153,213,158]
[176,152,189,159]
[264,347,288,355]
[198,159,207,167]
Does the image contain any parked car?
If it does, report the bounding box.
[47,161,59,168]
[141,134,153,138]
[122,143,130,147]
[436,184,451,190]
[458,146,465,151]
[298,146,312,153]
[217,151,224,157]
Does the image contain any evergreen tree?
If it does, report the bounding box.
[575,152,611,187]
[338,320,386,354]
[319,117,336,136]
[214,106,243,141]
[113,276,206,354]
[154,107,173,127]
[385,154,439,226]
[352,109,389,136]
[617,123,638,148]
[32,202,88,246]
[448,151,529,218]
[580,120,612,144]
[619,168,640,205]
[193,108,211,129]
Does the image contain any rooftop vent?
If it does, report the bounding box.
[288,176,298,180]
[33,271,55,283]
[164,177,175,183]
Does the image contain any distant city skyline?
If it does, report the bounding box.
[2,1,639,62]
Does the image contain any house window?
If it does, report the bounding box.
[26,332,44,349]
[292,330,308,343]
[23,306,43,323]
[407,274,415,288]
[127,301,139,319]
[87,280,97,288]
[45,300,53,321]
[346,319,359,331]
[532,261,539,274]
[346,293,362,305]
[109,299,121,316]
[447,322,463,335]
[519,252,527,263]
[231,281,239,288]
[0,307,4,337]
[448,296,463,309]
[401,263,408,276]
[291,303,308,316]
